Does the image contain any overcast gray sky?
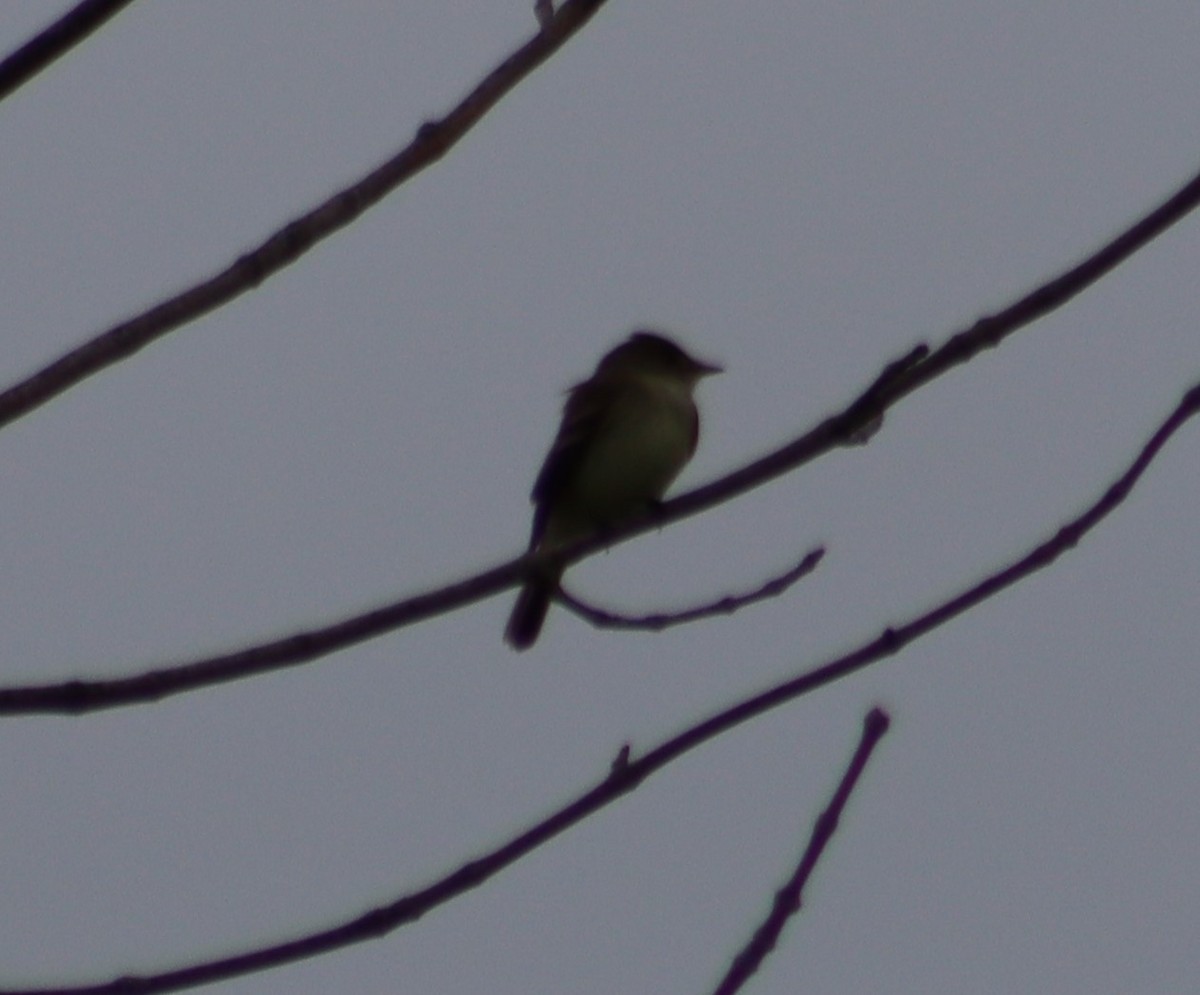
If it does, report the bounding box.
[1,3,1198,993]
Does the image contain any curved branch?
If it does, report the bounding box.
[0,0,610,432]
[0,0,136,103]
[558,546,825,631]
[0,315,1186,715]
[5,383,1194,994]
[0,552,526,715]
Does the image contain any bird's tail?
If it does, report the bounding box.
[504,569,560,650]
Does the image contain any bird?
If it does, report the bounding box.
[505,330,721,649]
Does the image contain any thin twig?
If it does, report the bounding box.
[557,547,825,631]
[712,707,891,995]
[3,383,1194,995]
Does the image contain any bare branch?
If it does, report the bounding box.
[1,323,1195,715]
[663,166,1200,527]
[1,385,1193,994]
[712,707,891,995]
[881,168,1200,411]
[0,0,611,433]
[558,546,825,632]
[0,552,527,715]
[0,0,136,103]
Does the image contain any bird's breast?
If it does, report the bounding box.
[545,387,696,543]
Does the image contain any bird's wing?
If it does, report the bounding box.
[528,379,623,546]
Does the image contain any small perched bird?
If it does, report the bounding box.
[505,330,722,650]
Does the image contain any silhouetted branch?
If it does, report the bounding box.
[0,0,610,433]
[712,707,891,995]
[1,326,1195,715]
[3,383,1193,994]
[0,0,135,103]
[558,546,825,631]
[0,552,527,715]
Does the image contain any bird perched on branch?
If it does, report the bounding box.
[505,330,722,649]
